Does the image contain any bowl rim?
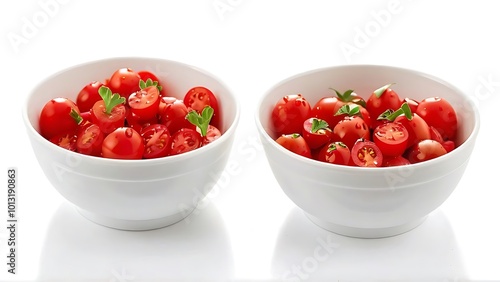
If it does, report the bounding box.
[255,63,480,173]
[22,56,241,166]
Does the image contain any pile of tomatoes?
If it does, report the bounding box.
[39,68,221,160]
[270,83,458,167]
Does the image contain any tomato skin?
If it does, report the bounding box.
[406,139,447,164]
[170,128,203,156]
[311,97,371,130]
[128,86,161,121]
[183,86,220,128]
[416,97,458,141]
[373,122,409,157]
[39,98,80,140]
[441,140,456,153]
[271,94,311,136]
[76,81,105,112]
[141,124,171,159]
[383,155,410,167]
[316,141,350,165]
[351,139,383,167]
[102,127,144,159]
[160,99,196,134]
[332,116,370,149]
[90,100,127,134]
[275,134,312,158]
[76,122,104,156]
[107,68,141,99]
[394,113,431,148]
[302,118,333,150]
[366,87,402,123]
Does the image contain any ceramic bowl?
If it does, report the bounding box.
[256,65,479,238]
[23,57,240,230]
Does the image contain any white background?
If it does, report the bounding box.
[1,0,499,281]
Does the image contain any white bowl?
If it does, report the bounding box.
[256,65,479,238]
[23,57,240,230]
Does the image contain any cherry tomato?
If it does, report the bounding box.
[332,115,370,149]
[366,84,402,123]
[170,128,203,155]
[373,122,409,157]
[102,127,144,159]
[394,113,431,148]
[441,140,456,153]
[351,139,383,167]
[76,81,105,112]
[275,133,312,158]
[138,70,166,96]
[128,86,161,121]
[91,100,127,134]
[107,68,141,99]
[184,86,220,128]
[302,118,333,150]
[271,94,311,136]
[406,139,447,164]
[49,132,77,152]
[76,122,104,156]
[39,98,80,140]
[416,97,458,141]
[160,99,196,134]
[201,125,222,146]
[316,141,350,165]
[141,124,171,159]
[403,97,419,113]
[383,155,410,167]
[429,126,445,143]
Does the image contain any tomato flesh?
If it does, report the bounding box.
[91,100,127,134]
[141,124,171,159]
[170,128,203,155]
[373,122,409,157]
[351,140,383,167]
[128,86,161,121]
[184,86,220,128]
[76,122,104,156]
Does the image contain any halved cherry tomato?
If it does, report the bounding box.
[441,140,456,153]
[201,125,222,146]
[102,127,144,159]
[49,132,77,152]
[39,98,80,140]
[141,124,171,159]
[332,115,370,149]
[159,99,196,134]
[406,139,447,164]
[373,122,409,157]
[275,133,312,158]
[91,100,126,134]
[302,118,333,149]
[76,122,104,156]
[383,155,410,167]
[170,128,203,155]
[77,81,105,112]
[351,139,383,167]
[128,86,161,121]
[316,141,350,165]
[107,68,141,99]
[271,94,311,137]
[416,97,458,141]
[394,113,431,148]
[184,86,220,128]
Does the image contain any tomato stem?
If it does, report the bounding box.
[373,83,395,98]
[69,109,83,125]
[98,86,125,115]
[377,102,413,121]
[311,118,329,133]
[139,78,162,92]
[335,104,360,117]
[186,106,214,137]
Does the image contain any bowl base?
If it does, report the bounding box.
[77,207,195,231]
[305,213,427,239]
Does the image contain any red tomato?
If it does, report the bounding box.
[170,128,203,155]
[91,100,127,134]
[201,125,222,146]
[383,155,410,167]
[441,140,456,153]
[138,70,166,96]
[107,68,141,99]
[403,97,419,113]
[316,141,350,165]
[416,97,458,141]
[271,94,311,136]
[373,122,409,157]
[102,127,144,159]
[406,139,447,164]
[429,126,444,143]
[141,124,171,159]
[49,132,77,152]
[76,81,105,112]
[39,98,80,140]
[160,99,196,134]
[128,86,161,121]
[394,113,431,148]
[366,84,402,123]
[310,90,369,129]
[332,116,370,149]
[183,86,220,128]
[351,139,383,167]
[76,122,104,156]
[302,118,333,149]
[275,133,312,158]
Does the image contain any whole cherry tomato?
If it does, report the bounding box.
[275,133,312,158]
[271,94,311,136]
[102,127,144,159]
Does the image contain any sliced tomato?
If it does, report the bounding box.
[351,139,383,167]
[394,113,431,148]
[91,100,127,134]
[406,139,447,164]
[316,141,350,165]
[128,86,161,121]
[76,122,104,156]
[138,70,166,96]
[302,117,333,150]
[141,124,171,159]
[160,99,196,134]
[49,132,77,152]
[183,86,220,128]
[201,125,222,146]
[170,128,203,156]
[373,122,409,157]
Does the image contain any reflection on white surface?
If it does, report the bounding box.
[272,207,467,281]
[37,201,234,281]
